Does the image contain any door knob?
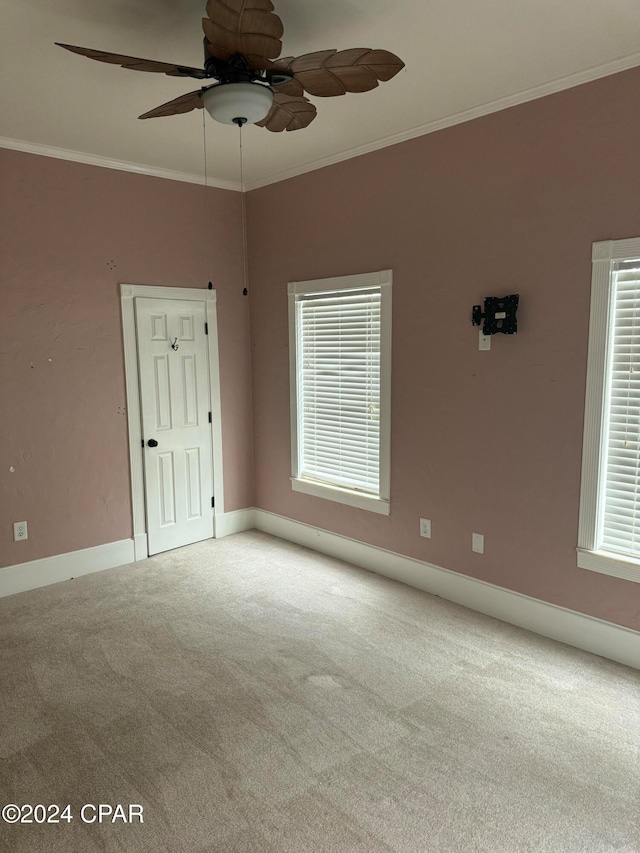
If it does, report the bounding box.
[147,439,158,447]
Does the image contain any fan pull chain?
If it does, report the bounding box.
[239,124,249,296]
[202,108,214,289]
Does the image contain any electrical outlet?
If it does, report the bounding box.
[472,532,484,554]
[419,518,431,538]
[13,521,28,541]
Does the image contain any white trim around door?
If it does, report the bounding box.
[120,284,224,559]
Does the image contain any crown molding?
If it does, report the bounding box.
[0,137,241,192]
[2,53,639,193]
[245,53,640,191]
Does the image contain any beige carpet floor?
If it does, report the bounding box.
[0,530,638,852]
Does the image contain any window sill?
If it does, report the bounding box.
[291,478,390,515]
[577,548,640,584]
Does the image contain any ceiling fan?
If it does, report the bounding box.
[56,0,404,132]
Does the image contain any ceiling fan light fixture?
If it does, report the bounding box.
[202,82,273,126]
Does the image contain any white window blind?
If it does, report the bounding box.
[297,287,381,495]
[601,260,640,557]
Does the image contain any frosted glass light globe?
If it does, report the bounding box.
[202,83,273,126]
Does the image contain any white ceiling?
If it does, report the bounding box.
[2,0,640,190]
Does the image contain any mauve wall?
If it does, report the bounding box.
[247,67,640,631]
[0,149,253,569]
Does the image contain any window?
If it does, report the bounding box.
[288,270,392,514]
[578,237,640,583]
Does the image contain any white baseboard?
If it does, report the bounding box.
[3,512,637,670]
[0,506,258,599]
[254,509,640,671]
[214,508,256,538]
[0,538,136,599]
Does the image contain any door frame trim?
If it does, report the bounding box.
[120,284,224,559]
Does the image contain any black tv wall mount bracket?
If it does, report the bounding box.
[472,294,519,335]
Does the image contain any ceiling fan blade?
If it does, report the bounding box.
[267,57,304,96]
[255,93,316,132]
[284,48,405,97]
[139,89,205,120]
[56,43,208,79]
[202,0,283,66]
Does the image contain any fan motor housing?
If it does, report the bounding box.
[203,47,293,89]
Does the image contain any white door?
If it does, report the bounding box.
[135,297,214,555]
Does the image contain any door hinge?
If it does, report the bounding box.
[141,439,144,448]
[211,497,215,508]
[205,322,208,335]
[208,411,212,423]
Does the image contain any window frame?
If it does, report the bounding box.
[288,269,392,515]
[578,237,640,583]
